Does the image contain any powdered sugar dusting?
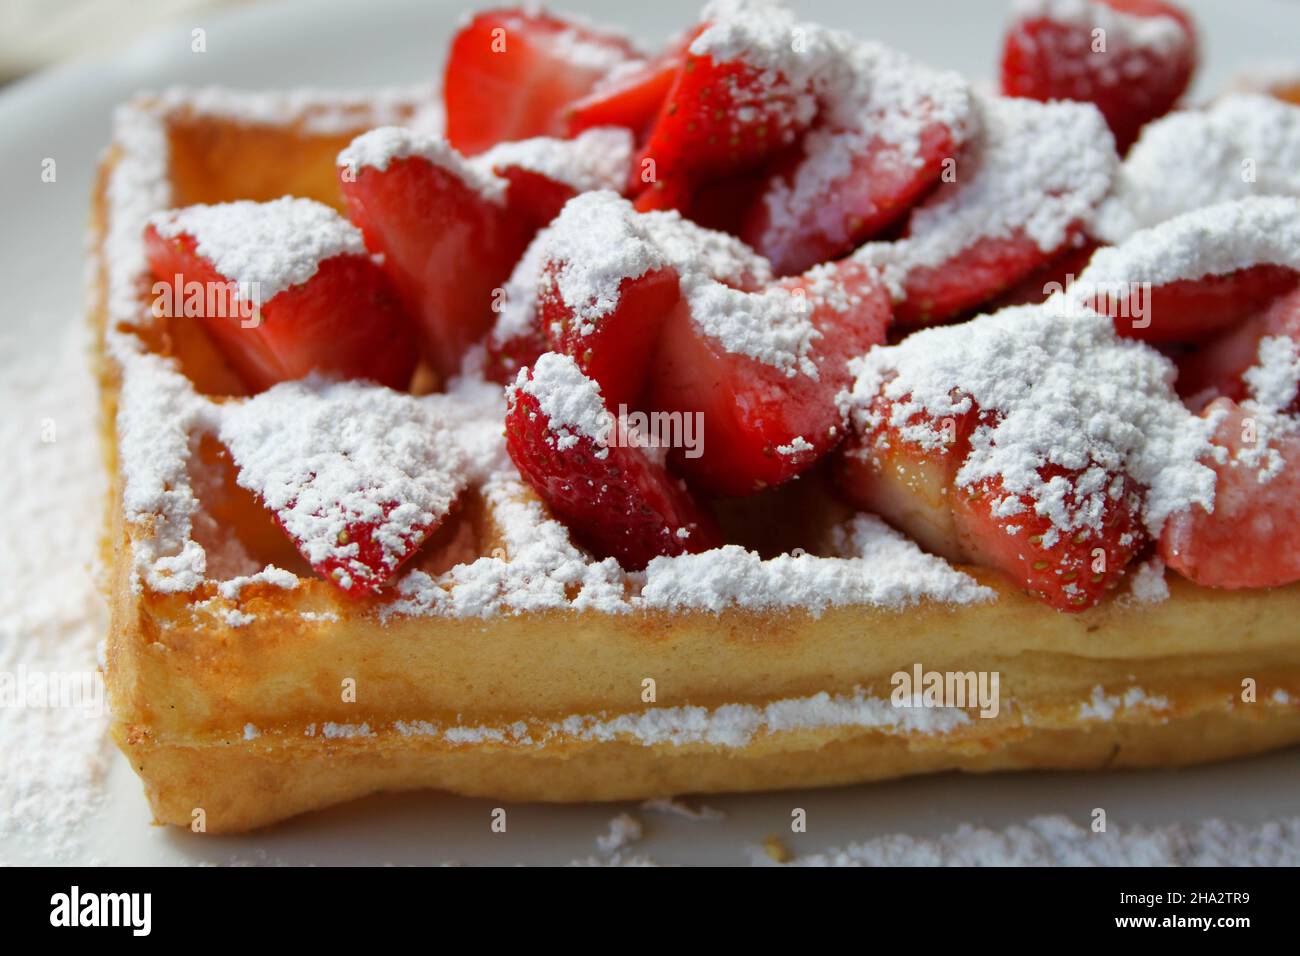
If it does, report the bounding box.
[1082,197,1300,290]
[641,514,992,613]
[1010,0,1187,52]
[778,815,1300,866]
[1091,96,1300,243]
[149,197,368,302]
[479,127,634,194]
[512,352,612,448]
[338,126,507,202]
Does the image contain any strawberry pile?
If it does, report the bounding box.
[140,0,1300,612]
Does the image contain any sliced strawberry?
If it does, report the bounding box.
[219,378,467,597]
[565,27,701,138]
[1176,285,1300,410]
[144,199,417,393]
[741,42,974,276]
[1100,264,1299,343]
[989,237,1103,309]
[834,392,980,562]
[861,96,1117,326]
[338,131,529,379]
[651,259,891,497]
[892,232,1074,326]
[632,36,816,213]
[1000,0,1198,152]
[541,263,680,411]
[443,8,640,156]
[952,465,1146,611]
[742,121,959,277]
[491,190,773,398]
[1160,398,1300,588]
[477,126,636,230]
[505,353,721,570]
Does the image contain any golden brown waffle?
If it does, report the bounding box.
[91,87,1300,833]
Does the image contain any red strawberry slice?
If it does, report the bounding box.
[443,8,641,156]
[144,198,417,393]
[219,378,467,597]
[490,190,773,398]
[477,127,636,230]
[505,353,721,570]
[952,465,1146,612]
[1159,398,1300,588]
[742,120,960,277]
[650,259,892,497]
[338,130,529,380]
[989,237,1103,309]
[860,96,1117,326]
[891,232,1074,326]
[632,40,817,213]
[1100,264,1299,343]
[1000,0,1198,152]
[565,27,701,138]
[835,393,981,563]
[1177,284,1300,410]
[741,42,974,276]
[540,262,681,411]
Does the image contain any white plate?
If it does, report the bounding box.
[2,0,1298,866]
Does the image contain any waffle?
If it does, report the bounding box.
[89,84,1300,833]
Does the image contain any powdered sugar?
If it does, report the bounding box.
[1092,96,1300,243]
[394,681,972,748]
[640,514,992,613]
[857,95,1116,295]
[511,352,612,448]
[1082,197,1300,291]
[681,280,820,377]
[777,814,1300,866]
[149,197,368,302]
[337,126,507,202]
[1124,557,1170,605]
[1078,685,1170,721]
[478,127,634,194]
[219,377,467,585]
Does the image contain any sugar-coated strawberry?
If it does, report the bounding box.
[477,126,636,230]
[144,199,417,393]
[506,353,722,570]
[220,378,467,597]
[952,465,1147,612]
[632,41,816,213]
[892,233,1074,326]
[1176,284,1300,410]
[541,263,681,411]
[1102,264,1299,344]
[443,8,640,155]
[566,28,701,138]
[338,130,530,379]
[865,96,1117,326]
[742,120,960,277]
[1160,398,1300,588]
[989,237,1103,309]
[834,394,980,563]
[1000,0,1197,152]
[651,259,891,497]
